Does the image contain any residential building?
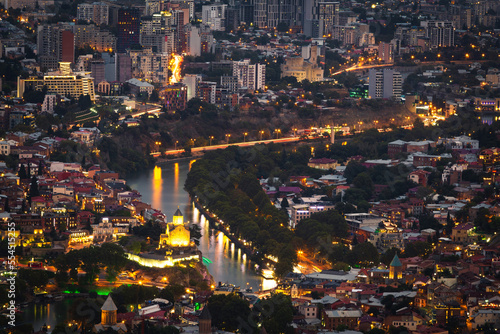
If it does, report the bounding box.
[368,68,402,99]
[378,42,394,63]
[322,309,363,330]
[115,53,132,83]
[233,59,266,91]
[77,2,109,25]
[117,7,141,53]
[317,2,340,38]
[202,4,227,31]
[126,78,154,97]
[421,21,455,48]
[0,141,10,155]
[140,12,173,53]
[41,95,57,114]
[160,83,187,112]
[182,74,202,101]
[37,24,75,69]
[307,158,339,170]
[74,25,116,53]
[451,223,474,244]
[388,140,407,158]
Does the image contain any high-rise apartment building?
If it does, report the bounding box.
[77,2,109,25]
[378,42,394,63]
[140,12,173,52]
[91,60,106,86]
[37,24,75,70]
[77,3,94,23]
[233,59,266,91]
[317,2,339,37]
[202,4,227,31]
[368,68,402,100]
[117,8,141,53]
[253,0,300,29]
[182,74,202,101]
[303,0,339,37]
[115,53,132,83]
[421,21,455,48]
[197,81,217,104]
[74,25,116,52]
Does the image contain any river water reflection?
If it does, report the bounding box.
[25,160,276,331]
[127,160,277,292]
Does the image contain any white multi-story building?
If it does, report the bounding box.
[41,94,57,114]
[140,12,173,53]
[92,2,109,25]
[77,2,109,25]
[233,59,266,91]
[182,74,202,101]
[421,21,455,48]
[290,203,335,227]
[77,3,94,23]
[202,4,227,31]
[368,68,402,99]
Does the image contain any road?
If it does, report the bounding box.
[332,59,491,76]
[332,63,394,76]
[296,251,329,275]
[162,137,301,156]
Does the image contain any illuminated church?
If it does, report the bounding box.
[126,208,200,268]
[94,295,127,333]
[159,208,194,248]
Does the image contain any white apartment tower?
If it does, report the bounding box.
[368,68,402,99]
[202,4,227,31]
[233,59,266,91]
[77,2,109,25]
[421,21,455,48]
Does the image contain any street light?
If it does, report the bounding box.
[260,130,264,141]
[209,136,214,146]
[274,129,281,139]
[175,141,178,150]
[244,132,248,142]
[225,134,231,144]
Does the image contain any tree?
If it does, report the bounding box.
[259,293,294,334]
[277,21,289,32]
[37,160,43,176]
[150,89,159,102]
[189,224,202,246]
[78,94,92,110]
[351,242,379,266]
[280,197,289,209]
[28,175,40,204]
[404,241,432,258]
[18,164,27,180]
[353,172,374,198]
[207,294,251,332]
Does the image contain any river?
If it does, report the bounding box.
[127,160,277,292]
[24,159,276,332]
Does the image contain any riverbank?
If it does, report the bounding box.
[192,198,275,280]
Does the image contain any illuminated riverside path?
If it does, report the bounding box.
[127,159,277,292]
[160,136,301,156]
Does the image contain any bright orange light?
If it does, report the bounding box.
[169,54,183,84]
